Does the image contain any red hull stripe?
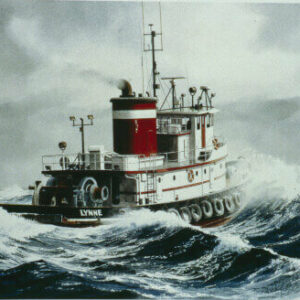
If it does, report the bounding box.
[141,190,156,194]
[126,155,227,174]
[140,179,210,194]
[162,180,210,192]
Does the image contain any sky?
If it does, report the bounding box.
[0,0,300,188]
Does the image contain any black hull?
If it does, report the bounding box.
[0,185,243,227]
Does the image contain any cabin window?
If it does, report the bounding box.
[196,171,198,176]
[158,177,161,183]
[204,169,207,174]
[173,175,176,181]
[187,119,191,130]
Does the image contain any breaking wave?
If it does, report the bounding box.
[0,184,32,204]
[0,153,299,299]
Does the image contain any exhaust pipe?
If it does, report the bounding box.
[117,79,133,97]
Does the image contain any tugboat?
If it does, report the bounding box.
[0,24,248,227]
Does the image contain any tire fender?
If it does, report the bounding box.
[101,186,109,201]
[213,198,225,216]
[224,196,235,213]
[179,206,192,223]
[189,204,202,222]
[233,193,241,207]
[201,200,213,218]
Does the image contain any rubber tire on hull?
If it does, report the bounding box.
[213,198,225,216]
[224,196,235,213]
[101,186,109,201]
[201,200,213,219]
[189,204,202,222]
[233,193,241,207]
[168,208,180,218]
[179,206,192,223]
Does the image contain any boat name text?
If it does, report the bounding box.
[80,209,102,217]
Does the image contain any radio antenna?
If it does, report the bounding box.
[141,1,145,94]
[143,2,163,98]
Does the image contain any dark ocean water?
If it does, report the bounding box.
[0,155,299,299]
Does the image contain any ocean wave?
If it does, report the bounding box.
[0,152,299,298]
[0,184,32,203]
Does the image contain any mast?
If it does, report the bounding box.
[151,26,158,97]
[142,2,163,98]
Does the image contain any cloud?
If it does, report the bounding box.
[216,97,300,163]
[254,4,300,53]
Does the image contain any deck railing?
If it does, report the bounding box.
[42,139,225,172]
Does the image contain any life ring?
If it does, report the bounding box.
[168,208,180,218]
[187,169,195,182]
[224,196,235,213]
[101,186,109,201]
[189,204,202,222]
[179,206,192,223]
[201,200,213,218]
[233,193,241,207]
[213,198,224,216]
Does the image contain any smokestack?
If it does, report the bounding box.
[117,79,133,97]
[110,88,158,156]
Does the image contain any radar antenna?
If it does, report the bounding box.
[198,86,216,109]
[160,77,185,110]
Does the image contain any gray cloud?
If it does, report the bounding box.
[0,4,36,80]
[254,4,300,52]
[217,97,300,163]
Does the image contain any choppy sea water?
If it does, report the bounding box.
[0,154,299,299]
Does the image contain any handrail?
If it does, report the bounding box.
[42,141,225,172]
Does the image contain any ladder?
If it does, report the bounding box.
[146,171,156,204]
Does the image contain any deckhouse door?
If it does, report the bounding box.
[156,175,163,201]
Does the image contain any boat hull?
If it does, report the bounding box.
[0,185,243,227]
